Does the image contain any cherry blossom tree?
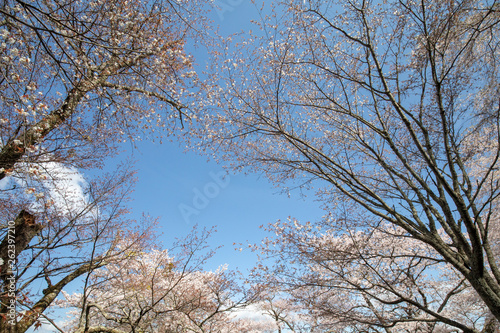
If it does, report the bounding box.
[0,0,209,331]
[59,228,270,333]
[0,162,159,332]
[0,0,203,178]
[251,216,499,332]
[198,0,500,327]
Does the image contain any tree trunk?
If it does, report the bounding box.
[0,211,42,333]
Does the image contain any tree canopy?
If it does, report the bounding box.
[196,0,500,331]
[2,0,500,332]
[0,0,208,331]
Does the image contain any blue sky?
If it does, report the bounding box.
[124,1,325,272]
[128,138,324,272]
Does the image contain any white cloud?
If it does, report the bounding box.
[231,302,270,321]
[0,158,93,219]
[37,161,89,216]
